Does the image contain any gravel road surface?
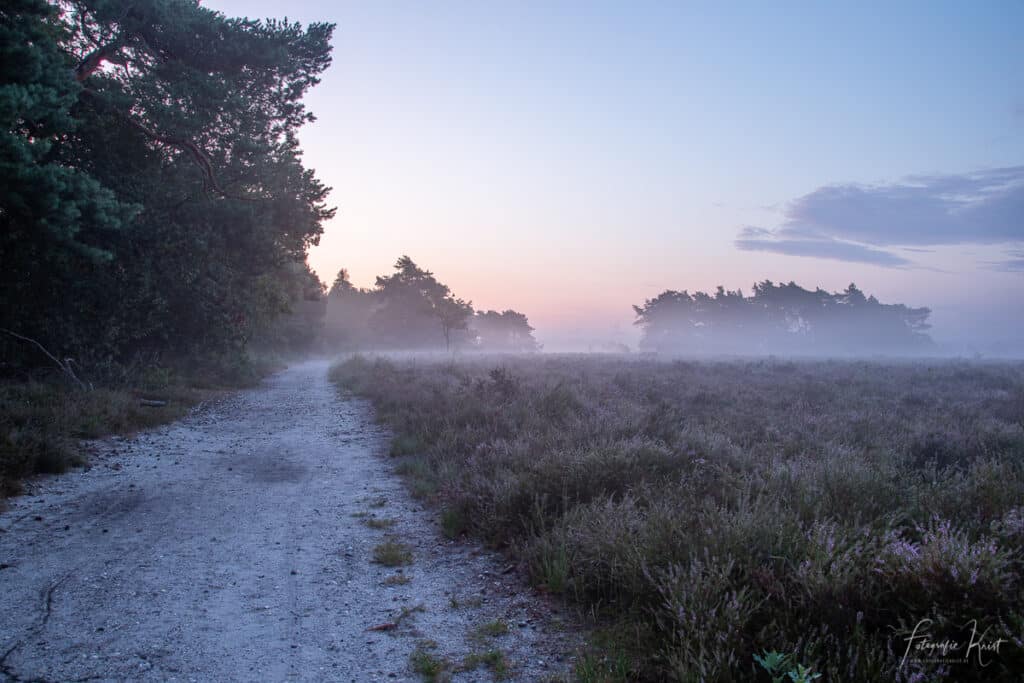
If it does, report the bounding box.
[0,360,577,682]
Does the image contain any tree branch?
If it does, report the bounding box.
[0,328,89,391]
[75,40,124,82]
[122,116,223,195]
[79,88,223,194]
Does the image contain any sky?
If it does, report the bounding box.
[207,1,1024,352]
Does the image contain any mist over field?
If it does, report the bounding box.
[322,262,941,358]
[2,1,1023,682]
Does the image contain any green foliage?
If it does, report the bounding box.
[786,663,822,683]
[471,620,510,640]
[753,651,792,683]
[394,456,440,499]
[410,646,451,682]
[574,652,632,683]
[1,0,137,367]
[461,648,510,680]
[2,0,333,372]
[332,355,1024,681]
[439,505,469,538]
[753,652,823,683]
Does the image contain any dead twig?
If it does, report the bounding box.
[366,622,397,632]
[0,328,88,391]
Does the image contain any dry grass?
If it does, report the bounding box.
[372,538,414,566]
[0,378,213,496]
[332,354,1024,682]
[461,648,511,680]
[471,619,510,640]
[382,572,412,586]
[410,645,451,682]
[0,353,281,496]
[362,516,398,530]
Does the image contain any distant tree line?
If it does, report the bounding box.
[634,281,933,354]
[1,0,334,378]
[325,257,539,352]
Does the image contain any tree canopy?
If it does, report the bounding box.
[634,281,932,354]
[473,310,539,352]
[324,257,539,352]
[1,0,334,373]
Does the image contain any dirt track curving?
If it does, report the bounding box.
[0,360,577,682]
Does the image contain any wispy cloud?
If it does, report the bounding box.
[735,228,911,267]
[736,166,1024,267]
[987,250,1024,273]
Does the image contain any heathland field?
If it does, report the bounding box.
[331,355,1024,682]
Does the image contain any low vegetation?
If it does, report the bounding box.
[332,354,1024,681]
[410,644,451,682]
[361,516,398,530]
[409,642,512,682]
[471,619,511,640]
[0,360,271,496]
[382,572,412,586]
[461,648,511,679]
[372,538,414,567]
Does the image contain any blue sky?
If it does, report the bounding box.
[209,1,1024,351]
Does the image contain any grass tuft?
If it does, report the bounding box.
[410,645,451,682]
[461,649,511,680]
[372,538,414,567]
[362,516,397,530]
[382,572,412,586]
[471,619,510,640]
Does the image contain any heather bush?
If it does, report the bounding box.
[331,355,1024,681]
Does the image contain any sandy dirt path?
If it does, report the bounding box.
[0,360,577,682]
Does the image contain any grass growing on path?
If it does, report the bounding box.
[333,354,1024,682]
[362,516,398,530]
[372,538,414,567]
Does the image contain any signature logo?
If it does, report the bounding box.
[901,618,1009,668]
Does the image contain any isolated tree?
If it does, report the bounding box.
[369,256,473,349]
[330,269,354,296]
